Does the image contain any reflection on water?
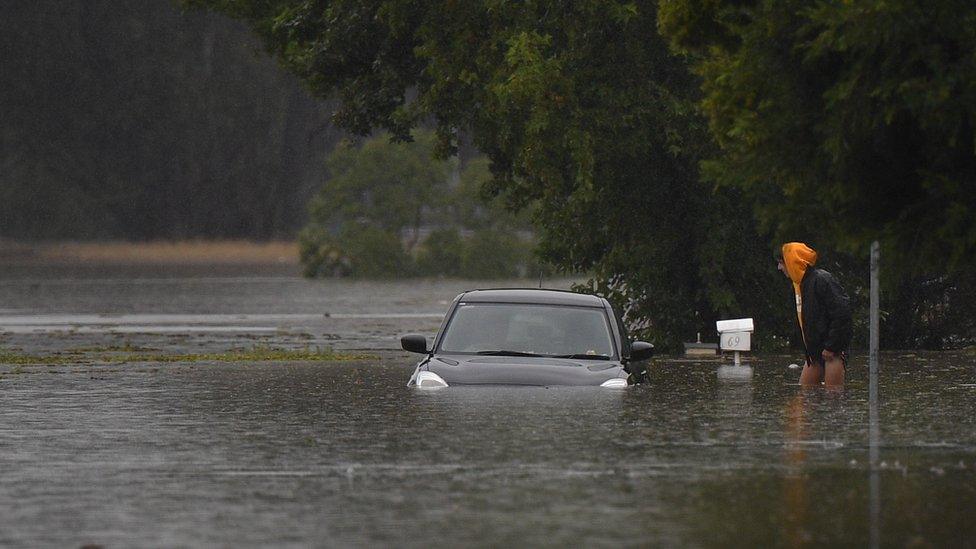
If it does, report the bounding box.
[783,394,809,547]
[0,267,974,546]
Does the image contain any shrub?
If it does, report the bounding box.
[416,228,464,277]
[459,229,525,279]
[299,224,410,278]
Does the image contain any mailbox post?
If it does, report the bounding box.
[716,318,754,368]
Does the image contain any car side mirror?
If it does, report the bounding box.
[401,334,429,354]
[630,341,654,362]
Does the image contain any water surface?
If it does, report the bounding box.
[0,266,973,546]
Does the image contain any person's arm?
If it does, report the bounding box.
[817,272,852,353]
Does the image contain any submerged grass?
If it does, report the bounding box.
[116,346,371,363]
[68,343,161,353]
[0,352,82,365]
[0,346,372,366]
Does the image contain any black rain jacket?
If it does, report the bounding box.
[799,268,853,360]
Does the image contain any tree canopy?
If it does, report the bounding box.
[299,130,538,279]
[658,0,976,347]
[187,0,782,350]
[658,0,976,273]
[188,0,974,349]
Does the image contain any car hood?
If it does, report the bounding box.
[423,355,626,387]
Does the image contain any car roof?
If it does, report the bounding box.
[458,288,606,307]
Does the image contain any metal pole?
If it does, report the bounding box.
[869,241,881,549]
[870,241,880,401]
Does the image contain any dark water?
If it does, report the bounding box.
[0,265,528,353]
[0,266,974,547]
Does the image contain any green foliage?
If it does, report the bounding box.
[300,224,410,278]
[312,132,453,247]
[341,225,413,278]
[299,130,538,279]
[460,229,526,280]
[416,228,463,277]
[194,0,975,349]
[451,157,534,231]
[345,225,413,278]
[658,0,976,347]
[188,0,780,351]
[659,0,976,271]
[300,130,450,277]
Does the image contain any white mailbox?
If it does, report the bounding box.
[716,318,754,352]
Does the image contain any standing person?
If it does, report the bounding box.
[777,242,853,386]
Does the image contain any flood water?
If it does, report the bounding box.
[0,265,974,547]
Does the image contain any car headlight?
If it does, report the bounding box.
[599,377,628,388]
[415,371,449,389]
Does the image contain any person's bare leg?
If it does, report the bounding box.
[824,355,845,386]
[799,363,823,385]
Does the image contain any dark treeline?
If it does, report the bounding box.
[2,1,972,349]
[0,0,337,240]
[186,0,974,350]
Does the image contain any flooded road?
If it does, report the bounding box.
[1,265,974,546]
[0,264,469,354]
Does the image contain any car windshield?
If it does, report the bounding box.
[438,303,616,359]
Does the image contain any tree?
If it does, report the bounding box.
[658,0,976,271]
[299,131,450,277]
[658,0,976,346]
[314,131,453,250]
[187,0,791,350]
[299,129,538,279]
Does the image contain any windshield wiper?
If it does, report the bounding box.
[474,350,612,360]
[475,350,545,357]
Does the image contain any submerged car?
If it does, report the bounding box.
[403,289,653,388]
